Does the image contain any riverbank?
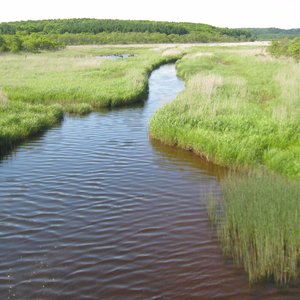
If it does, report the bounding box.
[150,46,300,177]
[0,64,235,300]
[150,45,300,286]
[0,45,183,155]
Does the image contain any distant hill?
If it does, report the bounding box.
[0,18,253,43]
[245,28,300,40]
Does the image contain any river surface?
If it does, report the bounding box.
[1,64,300,299]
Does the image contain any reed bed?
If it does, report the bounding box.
[209,172,300,287]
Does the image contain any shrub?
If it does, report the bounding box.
[0,35,7,52]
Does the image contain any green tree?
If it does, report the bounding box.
[22,34,62,52]
[0,35,7,52]
[288,38,300,60]
[5,35,22,52]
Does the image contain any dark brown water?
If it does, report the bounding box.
[1,65,300,299]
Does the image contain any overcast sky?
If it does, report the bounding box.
[1,0,299,29]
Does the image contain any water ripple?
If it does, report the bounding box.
[0,65,299,299]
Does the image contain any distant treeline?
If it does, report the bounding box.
[268,38,300,60]
[0,18,252,38]
[48,31,250,45]
[0,18,254,53]
[246,28,300,40]
[0,19,190,35]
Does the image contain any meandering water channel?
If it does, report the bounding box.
[1,64,300,299]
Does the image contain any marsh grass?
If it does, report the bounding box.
[209,171,300,287]
[149,45,300,286]
[0,45,184,154]
[0,102,63,155]
[150,47,300,177]
[0,89,8,106]
[207,193,218,224]
[0,46,182,108]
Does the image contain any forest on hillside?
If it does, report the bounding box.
[0,18,254,53]
[0,18,252,38]
[246,27,300,40]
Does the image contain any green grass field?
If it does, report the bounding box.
[150,46,300,178]
[0,45,183,108]
[0,44,184,155]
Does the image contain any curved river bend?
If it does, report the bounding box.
[1,65,299,299]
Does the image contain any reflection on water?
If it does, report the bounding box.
[150,139,228,180]
[0,64,300,299]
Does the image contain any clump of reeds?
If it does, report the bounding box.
[209,171,300,287]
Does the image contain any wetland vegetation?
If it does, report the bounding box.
[0,45,183,155]
[150,45,300,286]
[1,21,300,287]
[209,171,300,287]
[150,46,300,177]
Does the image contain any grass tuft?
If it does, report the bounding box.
[210,171,300,287]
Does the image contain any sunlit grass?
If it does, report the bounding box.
[0,44,184,154]
[149,45,300,286]
[0,89,8,106]
[0,45,183,108]
[150,47,300,177]
[209,171,300,287]
[0,101,63,155]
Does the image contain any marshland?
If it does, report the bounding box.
[0,45,182,155]
[1,18,300,299]
[150,44,300,287]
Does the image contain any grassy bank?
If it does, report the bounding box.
[0,45,183,108]
[150,46,300,286]
[209,172,300,287]
[0,44,184,155]
[0,100,63,156]
[150,47,300,178]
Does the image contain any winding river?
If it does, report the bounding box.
[1,65,299,299]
